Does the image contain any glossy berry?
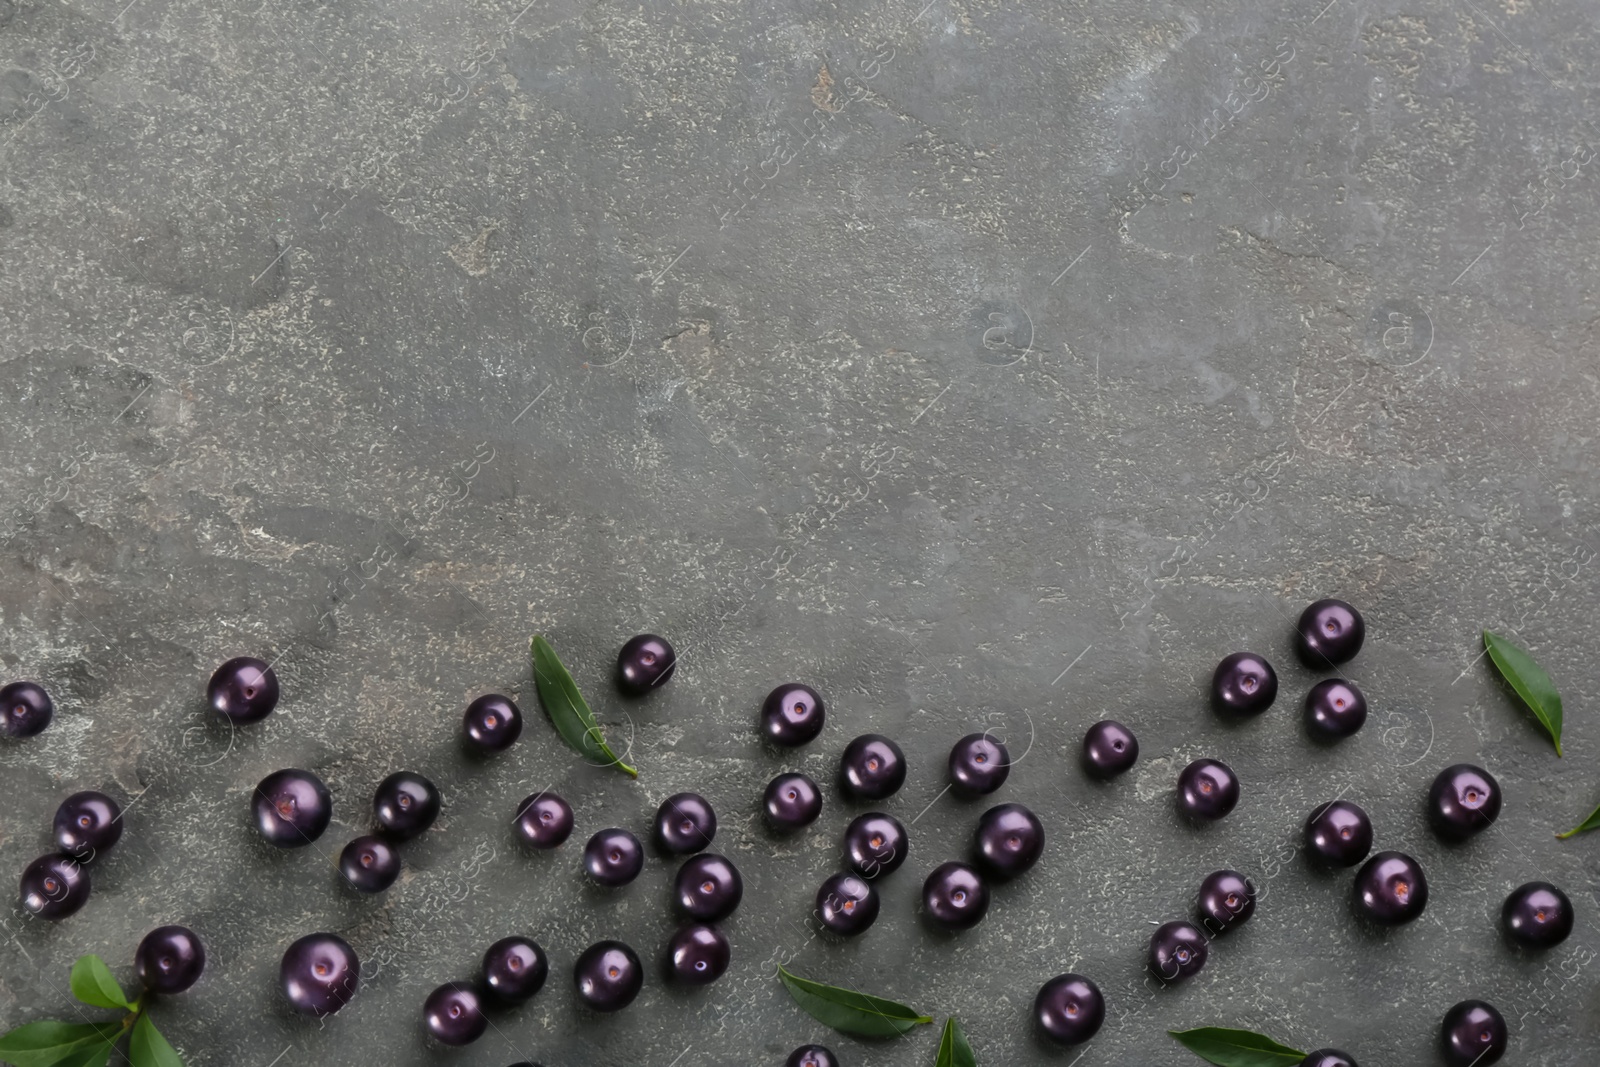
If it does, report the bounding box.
[1176,759,1239,822]
[1211,652,1278,715]
[666,922,730,985]
[462,693,523,753]
[1299,1052,1358,1067]
[1427,764,1501,842]
[922,861,989,930]
[1502,881,1574,949]
[1297,598,1365,666]
[948,733,1010,796]
[763,772,822,831]
[0,680,53,737]
[1440,1000,1507,1067]
[1305,679,1367,739]
[514,792,574,849]
[18,854,88,920]
[839,734,907,800]
[816,872,879,936]
[483,936,549,1003]
[1148,920,1208,982]
[279,932,359,1017]
[573,940,643,1012]
[617,634,677,695]
[785,1046,838,1067]
[654,792,717,855]
[584,828,644,887]
[207,657,279,723]
[424,983,487,1046]
[135,925,206,994]
[1034,972,1105,1047]
[844,812,908,877]
[253,769,333,847]
[1197,869,1256,933]
[53,791,123,861]
[973,803,1044,879]
[338,835,400,894]
[1081,720,1138,778]
[761,683,825,746]
[373,771,441,841]
[1303,800,1373,868]
[1352,851,1428,925]
[675,853,743,920]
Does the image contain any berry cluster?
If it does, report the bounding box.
[17,786,124,921]
[423,935,549,1045]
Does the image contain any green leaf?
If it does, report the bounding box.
[0,1021,122,1067]
[934,1017,976,1067]
[1557,796,1600,839]
[49,1034,119,1067]
[776,964,932,1039]
[1169,1027,1306,1067]
[128,1014,183,1067]
[1483,630,1564,755]
[531,635,637,778]
[69,956,133,1011]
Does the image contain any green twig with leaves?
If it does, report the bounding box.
[0,955,183,1067]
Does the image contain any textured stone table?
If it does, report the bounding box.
[3,0,1599,1064]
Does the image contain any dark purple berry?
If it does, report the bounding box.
[462,693,522,753]
[253,769,332,847]
[1081,720,1138,778]
[1197,869,1256,934]
[816,872,879,936]
[948,732,1010,796]
[1352,851,1428,925]
[135,925,206,994]
[1299,1052,1359,1067]
[373,771,440,841]
[654,792,717,855]
[764,773,822,831]
[666,922,730,985]
[1304,800,1373,868]
[1211,652,1278,715]
[514,792,573,849]
[338,835,400,894]
[1034,973,1105,1047]
[584,828,644,887]
[1297,598,1365,666]
[483,936,548,1003]
[424,982,487,1046]
[1148,920,1208,982]
[843,812,908,878]
[1176,759,1239,822]
[922,861,989,930]
[761,683,825,746]
[573,940,643,1012]
[207,657,279,723]
[617,634,676,695]
[280,932,359,1017]
[785,1046,838,1067]
[1502,881,1573,949]
[839,734,906,800]
[1427,764,1501,842]
[53,790,123,861]
[0,680,53,737]
[1440,1000,1506,1067]
[19,854,89,920]
[675,853,743,920]
[973,803,1044,879]
[1305,679,1367,739]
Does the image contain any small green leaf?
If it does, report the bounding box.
[0,1021,122,1067]
[777,964,932,1039]
[128,1014,183,1067]
[1557,796,1600,839]
[1484,630,1564,755]
[70,955,133,1011]
[1169,1026,1306,1067]
[531,635,638,778]
[50,1034,119,1067]
[934,1017,977,1067]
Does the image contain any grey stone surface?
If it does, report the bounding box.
[3,0,1600,1063]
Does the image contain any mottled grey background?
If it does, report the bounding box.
[2,0,1599,1063]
